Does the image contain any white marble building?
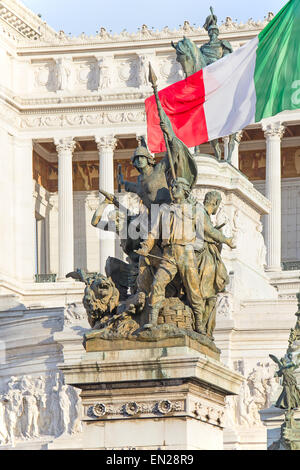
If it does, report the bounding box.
[0,0,299,449]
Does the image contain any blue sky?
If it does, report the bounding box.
[21,0,287,36]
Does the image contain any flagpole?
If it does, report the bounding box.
[148,63,176,182]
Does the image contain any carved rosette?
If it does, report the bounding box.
[157,400,172,414]
[124,402,139,416]
[87,399,185,419]
[92,403,107,417]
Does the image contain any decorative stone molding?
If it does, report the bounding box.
[193,401,225,427]
[54,137,76,154]
[17,15,273,47]
[87,399,185,419]
[235,130,244,143]
[91,403,107,417]
[156,400,173,415]
[0,3,41,40]
[262,123,286,140]
[124,402,139,416]
[20,110,146,130]
[95,135,117,153]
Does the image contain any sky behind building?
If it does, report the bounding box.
[21,0,287,36]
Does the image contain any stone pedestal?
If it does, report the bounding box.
[260,406,286,449]
[59,338,243,450]
[260,407,300,450]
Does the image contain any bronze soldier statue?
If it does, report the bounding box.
[172,7,238,161]
[118,136,171,210]
[201,7,233,64]
[136,177,204,332]
[194,191,235,339]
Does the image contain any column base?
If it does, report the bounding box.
[57,276,74,283]
[265,266,282,273]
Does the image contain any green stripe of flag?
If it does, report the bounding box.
[254,0,300,121]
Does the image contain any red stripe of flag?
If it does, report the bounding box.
[145,69,208,153]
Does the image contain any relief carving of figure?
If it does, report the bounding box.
[2,378,23,447]
[138,55,150,87]
[0,399,7,444]
[21,391,40,439]
[98,57,113,90]
[0,373,83,446]
[256,222,267,269]
[55,57,72,91]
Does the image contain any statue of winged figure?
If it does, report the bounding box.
[269,353,300,411]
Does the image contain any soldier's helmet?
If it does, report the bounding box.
[208,24,219,34]
[131,136,155,166]
[203,7,219,34]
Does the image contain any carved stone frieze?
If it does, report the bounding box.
[20,109,146,130]
[192,401,225,428]
[225,360,280,429]
[0,372,82,447]
[64,303,86,325]
[87,399,185,419]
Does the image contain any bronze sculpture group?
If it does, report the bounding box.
[67,8,237,346]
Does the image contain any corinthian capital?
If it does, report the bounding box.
[262,122,285,140]
[95,135,117,153]
[54,137,76,154]
[235,130,243,143]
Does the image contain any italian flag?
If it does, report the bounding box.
[145,0,300,153]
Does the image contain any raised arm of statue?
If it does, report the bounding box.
[91,199,110,228]
[124,181,139,194]
[203,211,228,244]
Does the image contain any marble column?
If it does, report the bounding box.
[55,137,76,280]
[263,123,285,272]
[14,137,35,282]
[231,131,243,169]
[95,135,117,275]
